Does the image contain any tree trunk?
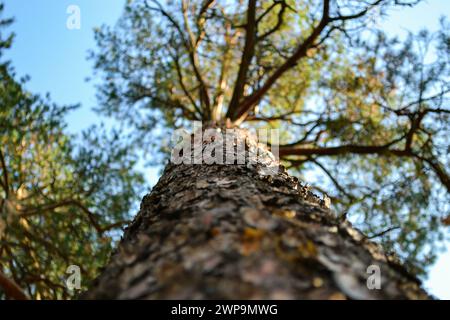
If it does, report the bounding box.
[83,127,428,300]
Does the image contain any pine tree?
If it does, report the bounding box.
[84,0,449,299]
[0,4,146,299]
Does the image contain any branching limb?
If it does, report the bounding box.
[226,0,257,119]
[257,1,292,41]
[309,157,355,201]
[281,141,450,193]
[230,0,331,123]
[194,0,216,47]
[212,23,238,122]
[0,148,9,197]
[413,154,450,192]
[0,271,28,300]
[170,49,203,118]
[181,0,212,118]
[19,199,129,235]
[146,0,211,117]
[368,226,400,239]
[329,0,383,22]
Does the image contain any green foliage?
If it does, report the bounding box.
[295,25,450,274]
[0,6,146,299]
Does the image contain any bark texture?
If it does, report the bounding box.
[83,128,429,300]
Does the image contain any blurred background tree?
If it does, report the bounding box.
[0,4,146,299]
[90,0,449,277]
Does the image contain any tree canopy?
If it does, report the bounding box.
[0,4,146,299]
[91,0,449,276]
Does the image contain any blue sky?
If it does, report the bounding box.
[3,0,449,299]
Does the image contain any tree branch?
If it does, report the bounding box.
[194,0,216,47]
[0,271,28,300]
[0,148,9,197]
[212,23,238,122]
[170,49,203,118]
[146,0,211,117]
[20,199,113,235]
[279,144,408,157]
[181,0,212,118]
[309,157,355,200]
[257,1,290,41]
[226,0,257,119]
[230,0,331,123]
[368,226,400,239]
[329,0,383,22]
[413,154,450,192]
[281,140,450,193]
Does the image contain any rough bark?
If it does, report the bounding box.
[83,128,428,300]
